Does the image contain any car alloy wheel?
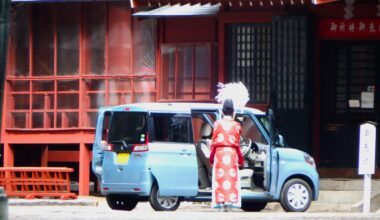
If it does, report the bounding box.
[149,184,180,211]
[287,183,309,209]
[280,178,312,212]
[156,196,179,210]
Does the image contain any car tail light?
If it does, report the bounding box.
[133,133,149,152]
[101,141,113,151]
[133,145,149,152]
[104,144,113,151]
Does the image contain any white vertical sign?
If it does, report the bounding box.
[358,122,377,213]
[358,122,376,175]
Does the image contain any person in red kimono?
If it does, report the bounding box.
[210,99,244,211]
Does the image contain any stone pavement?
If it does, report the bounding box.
[8,196,99,206]
[4,179,380,219]
[4,195,373,213]
[7,200,380,220]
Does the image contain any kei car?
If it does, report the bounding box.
[92,102,319,212]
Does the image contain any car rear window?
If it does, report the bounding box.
[108,112,147,144]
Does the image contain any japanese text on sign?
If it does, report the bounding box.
[319,19,380,38]
[358,122,377,175]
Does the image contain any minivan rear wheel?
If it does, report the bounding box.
[149,184,180,211]
[106,194,138,211]
[280,179,312,212]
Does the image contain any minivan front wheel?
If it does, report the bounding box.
[106,194,138,211]
[241,201,267,212]
[280,179,312,212]
[149,184,180,211]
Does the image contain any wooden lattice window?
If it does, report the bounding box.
[160,44,215,101]
[227,23,272,104]
[272,17,308,111]
[6,3,156,129]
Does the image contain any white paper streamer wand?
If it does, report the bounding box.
[215,82,249,108]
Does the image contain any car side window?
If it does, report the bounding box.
[151,113,192,143]
[236,114,268,145]
[191,112,217,141]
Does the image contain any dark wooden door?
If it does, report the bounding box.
[226,16,312,153]
[271,17,311,153]
[320,41,380,168]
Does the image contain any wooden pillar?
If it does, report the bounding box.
[41,145,48,167]
[1,0,12,167]
[312,21,322,165]
[79,142,90,196]
[3,143,13,167]
[218,11,225,83]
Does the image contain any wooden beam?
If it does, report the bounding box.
[311,0,340,4]
[2,131,94,144]
[47,150,81,162]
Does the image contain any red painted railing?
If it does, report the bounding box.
[0,167,77,199]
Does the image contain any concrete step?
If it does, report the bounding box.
[318,190,363,204]
[320,178,380,191]
[316,178,380,212]
[308,202,354,213]
[352,191,380,213]
[264,202,354,212]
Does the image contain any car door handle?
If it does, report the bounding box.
[180,150,192,156]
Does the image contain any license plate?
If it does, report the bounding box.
[116,153,130,164]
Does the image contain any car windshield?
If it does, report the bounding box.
[256,115,270,134]
[236,114,268,145]
[108,112,147,144]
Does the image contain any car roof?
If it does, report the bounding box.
[103,102,266,115]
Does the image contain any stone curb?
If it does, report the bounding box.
[8,197,98,206]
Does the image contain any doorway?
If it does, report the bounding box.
[226,16,312,153]
[320,41,380,168]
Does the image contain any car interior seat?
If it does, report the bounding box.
[195,122,213,188]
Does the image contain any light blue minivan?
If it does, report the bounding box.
[92,102,319,212]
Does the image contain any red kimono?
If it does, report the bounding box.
[210,116,243,208]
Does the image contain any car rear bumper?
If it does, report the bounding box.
[100,171,152,196]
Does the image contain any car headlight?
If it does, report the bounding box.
[304,154,316,168]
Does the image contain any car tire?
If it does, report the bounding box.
[106,194,138,211]
[241,201,267,212]
[149,184,180,211]
[280,178,312,212]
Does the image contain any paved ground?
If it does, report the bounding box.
[6,197,380,220]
